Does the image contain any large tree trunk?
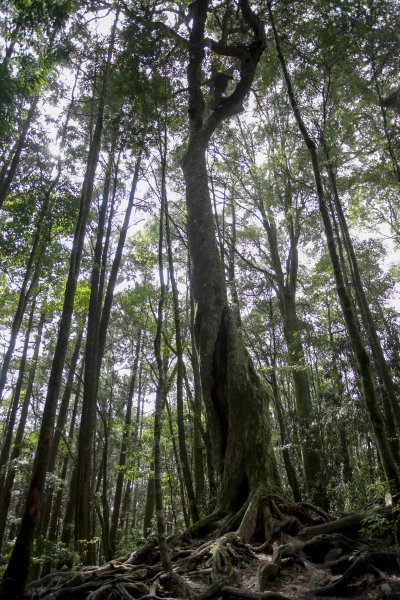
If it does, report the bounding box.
[182,0,281,521]
[183,141,280,515]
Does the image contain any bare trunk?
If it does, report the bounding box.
[153,161,172,572]
[48,366,81,542]
[143,463,155,539]
[189,265,208,506]
[326,158,400,449]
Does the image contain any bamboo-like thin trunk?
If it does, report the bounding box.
[0,95,39,209]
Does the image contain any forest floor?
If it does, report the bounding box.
[25,502,400,600]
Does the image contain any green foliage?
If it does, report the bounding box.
[31,537,79,572]
[360,501,397,539]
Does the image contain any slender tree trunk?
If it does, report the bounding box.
[257,199,326,506]
[267,0,400,500]
[325,298,353,483]
[98,407,112,562]
[75,145,140,562]
[265,305,302,502]
[188,264,207,506]
[152,161,172,572]
[0,300,36,497]
[325,156,400,446]
[0,224,44,403]
[97,153,142,364]
[110,331,142,556]
[61,467,77,547]
[143,463,155,539]
[184,372,216,507]
[0,72,78,405]
[48,366,81,543]
[165,399,190,529]
[75,150,114,564]
[0,310,45,548]
[164,136,199,524]
[38,329,83,538]
[126,371,145,534]
[280,290,326,506]
[0,17,117,594]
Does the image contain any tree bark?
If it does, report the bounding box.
[0,215,45,403]
[256,196,326,507]
[47,363,82,543]
[152,153,172,572]
[182,0,280,520]
[189,263,208,506]
[75,149,114,564]
[325,155,400,450]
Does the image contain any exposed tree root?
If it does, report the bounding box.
[298,505,392,539]
[23,501,400,599]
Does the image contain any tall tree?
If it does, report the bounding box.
[182,0,280,533]
[0,13,118,596]
[267,0,400,502]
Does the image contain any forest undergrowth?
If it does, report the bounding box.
[23,499,400,600]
